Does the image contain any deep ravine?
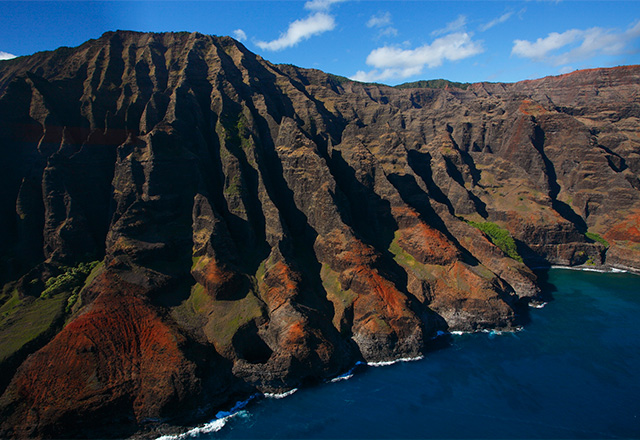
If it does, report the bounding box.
[0,31,639,438]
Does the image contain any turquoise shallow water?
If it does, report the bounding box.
[185,268,640,439]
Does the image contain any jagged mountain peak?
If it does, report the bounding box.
[0,32,638,438]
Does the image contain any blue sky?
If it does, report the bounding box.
[1,1,639,85]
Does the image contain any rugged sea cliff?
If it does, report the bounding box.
[0,31,638,437]
[178,269,640,439]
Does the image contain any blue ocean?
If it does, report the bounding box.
[170,268,640,439]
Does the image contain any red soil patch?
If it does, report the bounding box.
[262,261,302,311]
[398,224,458,265]
[348,265,422,343]
[391,206,459,264]
[519,99,547,116]
[192,255,242,299]
[315,227,422,349]
[282,321,306,346]
[4,271,200,436]
[604,212,640,243]
[350,266,405,317]
[314,229,377,272]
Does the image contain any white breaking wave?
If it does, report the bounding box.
[367,355,424,367]
[529,302,547,309]
[263,388,298,399]
[484,329,502,336]
[450,326,523,336]
[328,361,367,383]
[155,412,244,440]
[582,267,611,273]
[156,395,257,440]
[330,355,425,381]
[551,265,628,274]
[330,373,354,383]
[451,329,490,336]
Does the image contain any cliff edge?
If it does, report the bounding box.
[0,31,638,437]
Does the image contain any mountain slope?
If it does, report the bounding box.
[0,31,638,437]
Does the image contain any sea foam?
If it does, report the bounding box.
[329,373,354,383]
[529,302,547,309]
[156,395,257,440]
[367,355,424,367]
[551,265,628,274]
[450,326,523,336]
[329,365,359,383]
[329,355,426,383]
[155,413,243,440]
[263,388,298,399]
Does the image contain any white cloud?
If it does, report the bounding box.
[256,12,336,51]
[232,29,247,42]
[367,12,392,28]
[0,51,16,60]
[351,32,484,82]
[512,20,640,65]
[304,0,346,11]
[480,11,513,32]
[512,29,583,60]
[367,11,397,39]
[432,15,467,36]
[561,21,640,64]
[379,27,398,38]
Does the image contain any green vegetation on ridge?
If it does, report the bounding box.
[468,221,523,262]
[41,261,101,313]
[388,234,436,281]
[585,232,609,248]
[0,260,101,365]
[395,79,470,90]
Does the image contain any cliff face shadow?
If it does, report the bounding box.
[530,268,557,304]
[326,148,451,334]
[406,150,454,212]
[3,31,640,440]
[532,125,587,233]
[386,173,454,239]
[247,107,338,320]
[327,149,397,250]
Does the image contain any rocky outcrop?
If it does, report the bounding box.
[0,31,638,437]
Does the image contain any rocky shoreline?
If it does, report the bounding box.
[0,31,638,438]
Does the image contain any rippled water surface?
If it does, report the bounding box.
[182,269,640,439]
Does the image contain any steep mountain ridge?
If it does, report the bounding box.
[0,31,638,437]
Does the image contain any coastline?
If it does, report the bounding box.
[550,265,628,274]
[152,265,639,440]
[153,354,432,439]
[531,263,640,275]
[164,268,640,439]
[152,330,513,439]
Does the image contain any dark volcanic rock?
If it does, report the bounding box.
[0,31,638,437]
